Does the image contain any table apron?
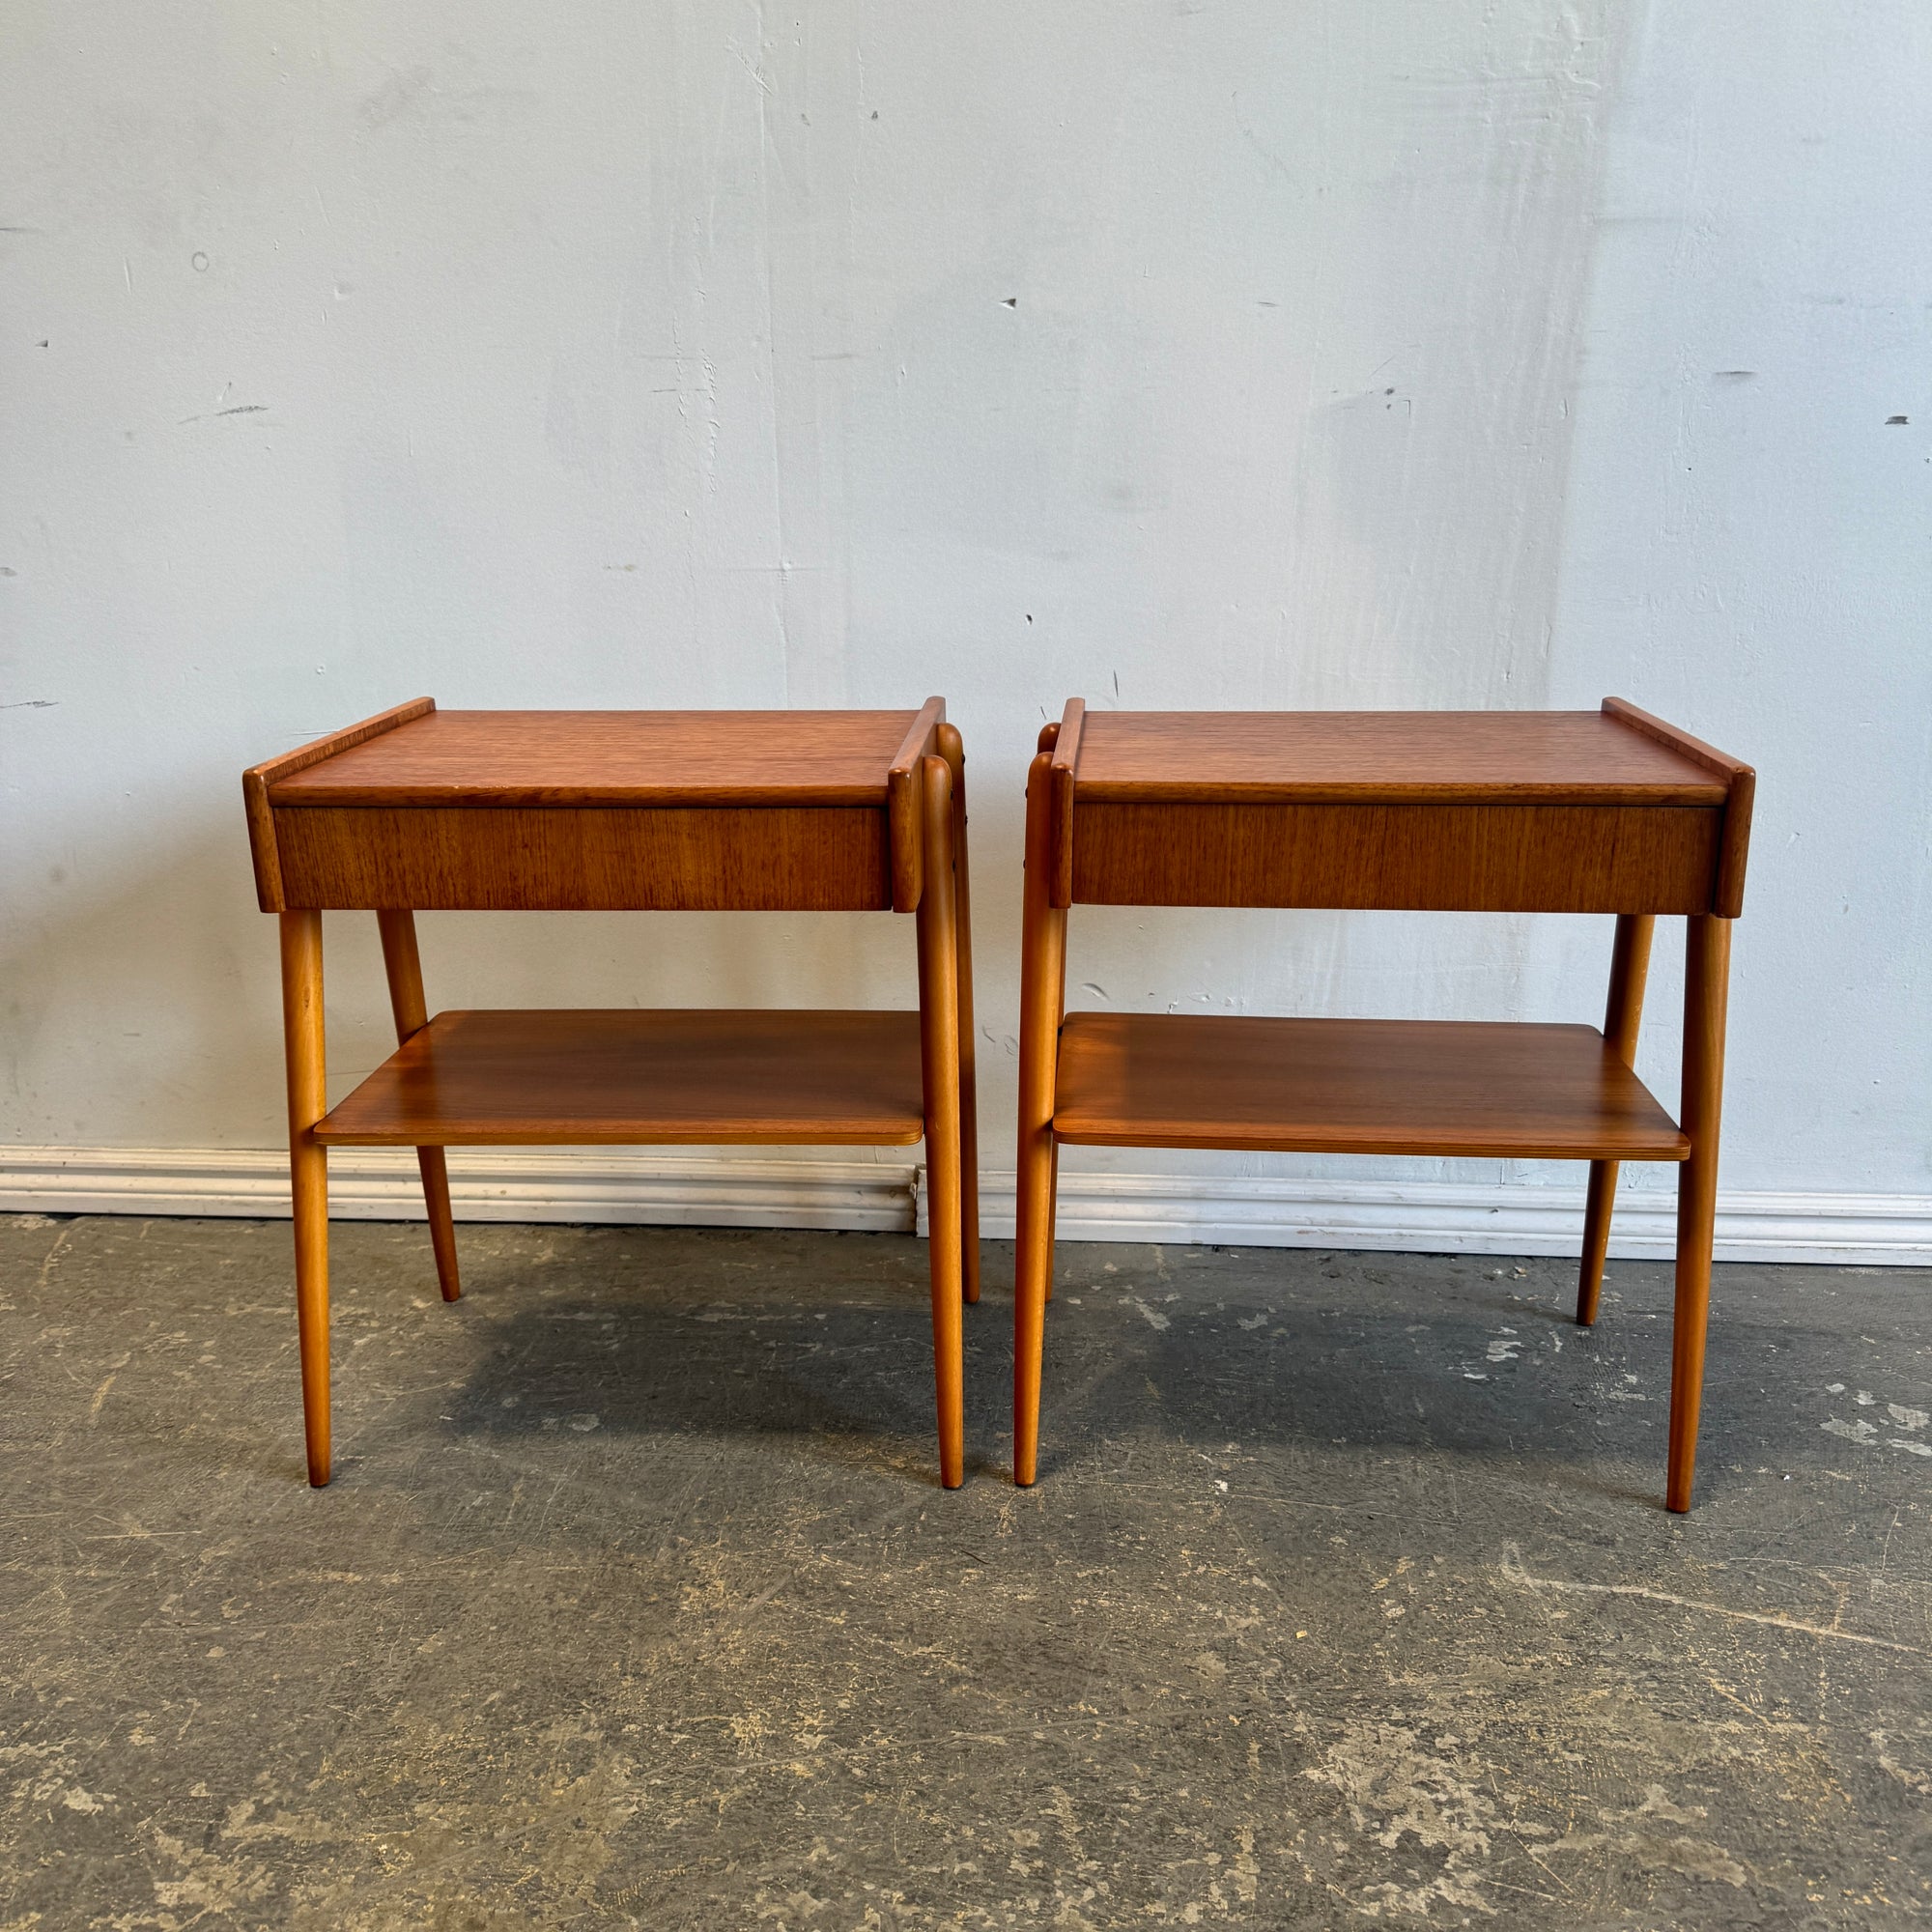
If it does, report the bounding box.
[272,805,894,911]
[1068,801,1721,914]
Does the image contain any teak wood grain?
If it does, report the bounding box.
[375,909,462,1302]
[247,700,950,917]
[1042,697,1754,918]
[1014,697,1752,1513]
[268,708,925,807]
[1047,698,1086,908]
[246,698,977,1492]
[1069,800,1721,914]
[274,805,894,911]
[1577,912,1655,1325]
[913,755,967,1485]
[1669,914,1731,1512]
[1060,707,1730,803]
[935,723,980,1305]
[243,696,435,912]
[1603,697,1755,917]
[1012,751,1068,1487]
[1051,1014,1689,1160]
[278,909,330,1486]
[315,1009,929,1147]
[889,698,946,913]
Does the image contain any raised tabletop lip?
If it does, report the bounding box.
[267,706,929,809]
[1065,708,1733,806]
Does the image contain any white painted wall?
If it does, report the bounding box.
[3,3,1927,1240]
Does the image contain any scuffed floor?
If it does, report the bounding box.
[1,1213,1928,1929]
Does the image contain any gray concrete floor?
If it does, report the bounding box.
[2,1213,1929,1930]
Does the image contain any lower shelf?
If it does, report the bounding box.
[315,1009,927,1147]
[1051,1013,1689,1160]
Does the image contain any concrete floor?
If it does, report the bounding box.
[2,1214,1928,1930]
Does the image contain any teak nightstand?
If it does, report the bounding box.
[1014,699,1754,1512]
[243,698,979,1489]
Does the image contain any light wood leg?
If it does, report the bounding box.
[280,910,331,1487]
[1577,913,1655,1324]
[1045,1144,1060,1305]
[935,724,980,1306]
[1666,915,1731,1513]
[376,909,461,1302]
[1014,752,1067,1486]
[915,754,965,1489]
[1043,840,1066,1315]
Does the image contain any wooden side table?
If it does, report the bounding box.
[243,698,980,1489]
[1013,699,1754,1511]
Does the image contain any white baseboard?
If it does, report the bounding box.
[0,1145,919,1233]
[2,1146,1927,1266]
[964,1172,1932,1267]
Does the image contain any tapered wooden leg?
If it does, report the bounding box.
[1577,913,1655,1324]
[1032,718,1065,1310]
[1014,752,1067,1486]
[1666,915,1731,1513]
[915,754,966,1489]
[1045,1144,1060,1306]
[376,909,461,1301]
[935,724,980,1306]
[280,910,331,1487]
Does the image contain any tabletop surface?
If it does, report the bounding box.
[269,709,926,808]
[1066,710,1730,805]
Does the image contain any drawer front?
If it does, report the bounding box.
[1069,802,1720,914]
[273,806,893,911]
